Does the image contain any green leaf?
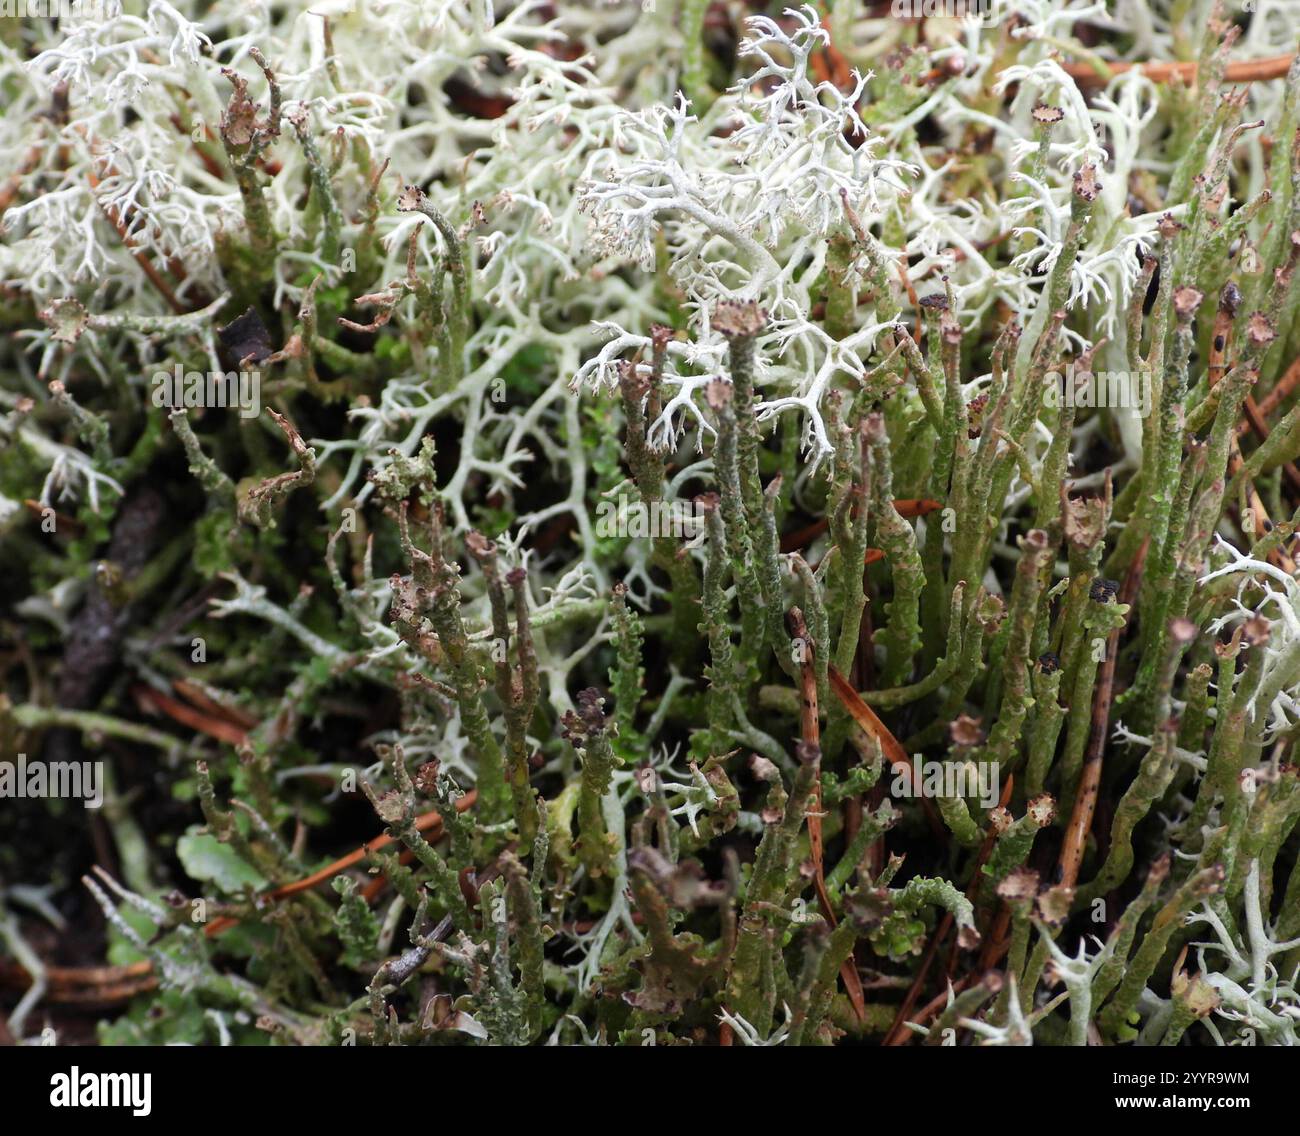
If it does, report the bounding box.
[177,830,267,893]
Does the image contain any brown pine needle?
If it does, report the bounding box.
[204,790,478,937]
[827,665,916,788]
[131,683,249,747]
[791,609,867,1024]
[1061,52,1295,88]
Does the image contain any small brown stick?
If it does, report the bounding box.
[790,610,867,1024]
[172,679,259,729]
[237,410,317,527]
[948,231,1015,264]
[828,665,946,839]
[132,683,249,746]
[24,499,84,534]
[203,790,477,936]
[30,979,159,1007]
[1058,539,1147,890]
[886,974,976,1046]
[828,666,916,788]
[1242,356,1300,432]
[886,939,1015,1046]
[84,157,187,315]
[1209,293,1298,565]
[944,772,1016,976]
[1233,361,1300,496]
[977,905,1013,971]
[1061,52,1295,88]
[0,959,153,988]
[0,959,158,1010]
[792,610,828,904]
[897,255,923,342]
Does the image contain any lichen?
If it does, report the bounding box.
[2,0,1300,1051]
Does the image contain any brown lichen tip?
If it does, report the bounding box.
[1035,884,1075,928]
[41,297,88,343]
[1173,286,1203,320]
[862,409,887,445]
[1171,967,1221,1018]
[694,490,720,514]
[1089,577,1120,603]
[1242,614,1272,648]
[413,760,441,796]
[1026,793,1056,826]
[634,765,657,794]
[575,685,607,724]
[1072,163,1100,202]
[374,789,406,824]
[794,739,821,766]
[1032,102,1065,125]
[918,291,949,311]
[948,713,983,747]
[1218,280,1242,317]
[396,183,427,212]
[997,866,1041,905]
[844,887,891,932]
[1062,485,1110,551]
[464,530,495,559]
[712,300,767,339]
[1157,212,1183,240]
[1195,864,1228,898]
[220,70,258,146]
[1247,310,1277,348]
[784,605,809,640]
[616,358,650,398]
[976,591,1006,630]
[705,376,733,409]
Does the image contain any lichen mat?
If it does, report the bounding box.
[1,0,1299,1049]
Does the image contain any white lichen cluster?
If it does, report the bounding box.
[2,0,1275,526]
